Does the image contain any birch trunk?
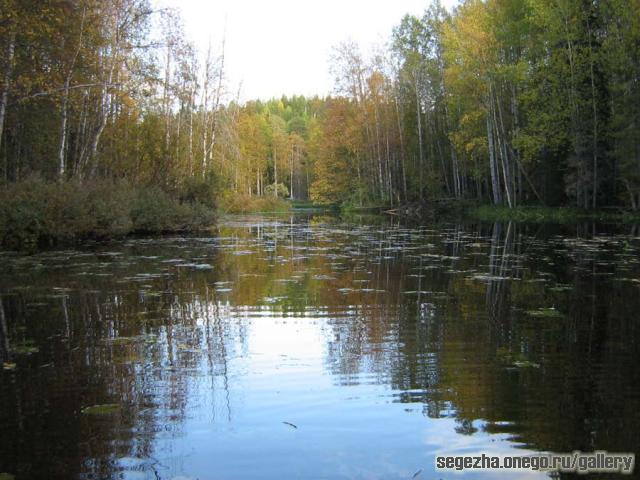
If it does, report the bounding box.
[0,32,16,176]
[487,98,501,205]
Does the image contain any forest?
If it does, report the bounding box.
[0,0,639,245]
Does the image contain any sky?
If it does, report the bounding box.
[155,0,458,101]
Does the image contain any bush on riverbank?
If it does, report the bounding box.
[219,193,291,213]
[0,177,215,249]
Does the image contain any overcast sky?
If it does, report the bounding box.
[154,0,458,101]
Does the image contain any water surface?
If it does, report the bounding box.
[1,215,639,479]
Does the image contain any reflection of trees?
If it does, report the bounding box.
[486,222,516,322]
[0,243,254,478]
[0,299,9,362]
[1,217,640,477]
[315,220,640,459]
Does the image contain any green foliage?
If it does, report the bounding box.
[219,193,291,214]
[130,187,214,232]
[130,187,181,232]
[0,177,133,248]
[0,178,215,248]
[178,177,218,209]
[264,183,289,198]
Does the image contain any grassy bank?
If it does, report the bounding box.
[0,177,216,249]
[467,205,640,223]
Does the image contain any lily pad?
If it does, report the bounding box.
[11,344,39,355]
[549,285,573,292]
[526,307,564,318]
[102,336,144,345]
[194,264,213,270]
[81,403,121,415]
[513,360,541,368]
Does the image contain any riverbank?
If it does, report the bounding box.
[467,205,640,223]
[218,197,344,214]
[218,194,292,214]
[0,177,216,249]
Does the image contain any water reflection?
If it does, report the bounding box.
[0,215,639,479]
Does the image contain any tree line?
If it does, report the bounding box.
[313,0,640,209]
[0,0,639,211]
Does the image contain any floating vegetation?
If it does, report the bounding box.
[471,274,511,282]
[263,296,287,304]
[312,274,336,280]
[193,264,213,270]
[549,284,573,292]
[174,263,213,270]
[81,403,121,415]
[11,341,39,355]
[140,291,162,297]
[525,307,564,318]
[2,215,640,478]
[102,335,150,345]
[512,360,541,368]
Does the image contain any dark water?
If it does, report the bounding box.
[0,214,639,479]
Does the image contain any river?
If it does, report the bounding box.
[0,214,639,479]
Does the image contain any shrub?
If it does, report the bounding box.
[0,176,50,248]
[130,186,181,232]
[40,180,134,239]
[179,177,217,209]
[131,186,215,233]
[0,177,215,249]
